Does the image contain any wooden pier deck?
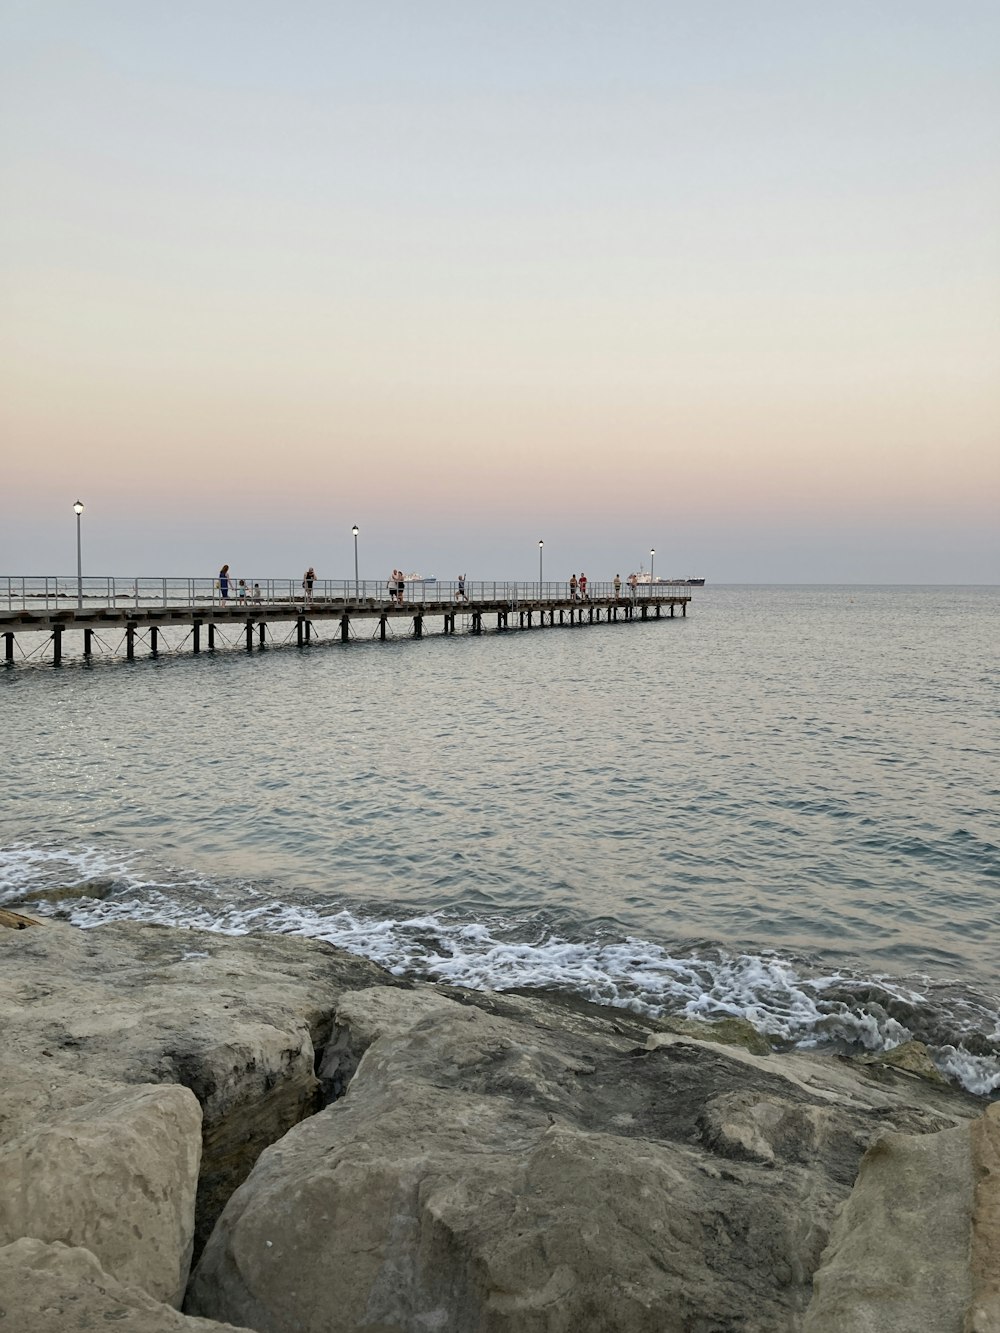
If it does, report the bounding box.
[1,579,692,666]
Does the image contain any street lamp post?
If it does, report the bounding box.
[650,547,655,584]
[73,501,84,609]
[538,539,544,596]
[352,525,359,597]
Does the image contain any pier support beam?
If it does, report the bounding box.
[296,617,304,647]
[208,623,216,651]
[126,624,135,661]
[193,622,201,653]
[472,611,482,635]
[379,615,387,641]
[83,629,93,658]
[413,613,423,638]
[340,613,350,643]
[4,632,13,664]
[245,620,254,652]
[52,627,62,666]
[150,626,159,657]
[259,623,266,647]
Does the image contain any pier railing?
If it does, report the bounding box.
[2,576,695,612]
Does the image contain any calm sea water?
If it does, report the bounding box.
[3,585,998,1094]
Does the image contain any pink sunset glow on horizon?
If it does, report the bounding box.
[2,2,998,583]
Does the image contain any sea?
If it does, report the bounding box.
[2,584,998,1097]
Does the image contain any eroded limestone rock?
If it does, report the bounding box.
[0,1238,252,1333]
[189,985,981,1333]
[0,919,402,1251]
[0,1083,202,1306]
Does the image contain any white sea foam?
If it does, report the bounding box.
[8,851,993,1100]
[934,1047,1000,1098]
[0,842,148,901]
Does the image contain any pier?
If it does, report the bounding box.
[1,577,691,667]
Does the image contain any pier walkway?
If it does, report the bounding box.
[1,577,692,666]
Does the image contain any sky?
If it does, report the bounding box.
[1,0,998,582]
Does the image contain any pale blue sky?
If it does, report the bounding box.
[2,1,998,580]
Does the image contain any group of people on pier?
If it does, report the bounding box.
[217,565,262,603]
[216,564,647,606]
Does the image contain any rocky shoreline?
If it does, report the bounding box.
[1,910,997,1332]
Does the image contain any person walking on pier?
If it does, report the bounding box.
[569,573,578,601]
[613,573,621,600]
[218,564,230,600]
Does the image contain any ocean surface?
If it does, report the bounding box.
[3,584,998,1096]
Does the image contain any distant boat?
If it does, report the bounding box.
[634,574,706,586]
[402,573,436,583]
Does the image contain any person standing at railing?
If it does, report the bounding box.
[569,573,578,601]
[218,564,230,600]
[303,567,315,605]
[579,572,588,601]
[457,573,466,601]
[613,573,621,600]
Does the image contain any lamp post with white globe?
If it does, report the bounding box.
[538,539,544,595]
[352,525,359,597]
[73,501,84,609]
